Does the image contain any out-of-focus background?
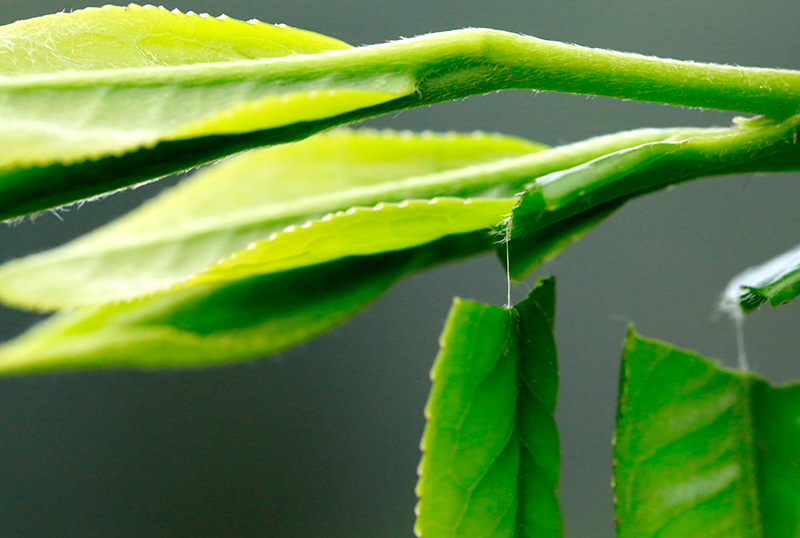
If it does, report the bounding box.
[1,1,799,537]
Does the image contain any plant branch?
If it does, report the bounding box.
[10,29,800,118]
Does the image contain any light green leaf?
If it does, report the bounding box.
[614,329,800,538]
[0,4,351,74]
[415,278,562,538]
[0,126,705,312]
[510,116,800,271]
[0,129,540,310]
[0,250,417,374]
[721,242,800,313]
[0,196,509,374]
[0,4,412,219]
[4,4,800,220]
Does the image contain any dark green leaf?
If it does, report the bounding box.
[615,329,800,537]
[415,278,562,537]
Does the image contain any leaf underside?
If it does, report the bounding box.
[721,242,800,313]
[0,193,512,374]
[614,330,800,538]
[415,278,562,538]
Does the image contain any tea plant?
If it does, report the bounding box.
[1,5,799,536]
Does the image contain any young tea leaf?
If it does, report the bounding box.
[0,4,412,219]
[0,129,540,310]
[615,330,800,537]
[721,242,800,313]
[0,251,418,374]
[509,116,800,277]
[0,197,509,374]
[4,5,800,219]
[416,278,562,538]
[0,126,706,311]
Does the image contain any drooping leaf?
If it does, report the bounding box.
[415,278,562,538]
[509,115,800,277]
[0,197,510,374]
[0,126,710,311]
[721,242,800,313]
[614,329,800,538]
[0,129,541,310]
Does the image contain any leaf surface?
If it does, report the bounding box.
[0,126,705,311]
[0,196,509,373]
[614,330,800,538]
[415,278,562,538]
[5,4,799,220]
[0,4,413,219]
[0,129,541,310]
[509,116,800,278]
[721,242,800,313]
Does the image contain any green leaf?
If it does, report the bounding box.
[4,4,800,220]
[0,129,540,310]
[721,242,800,313]
[614,329,800,538]
[0,4,412,219]
[0,195,510,373]
[0,250,416,374]
[500,199,627,280]
[510,116,800,258]
[0,126,706,312]
[415,278,562,538]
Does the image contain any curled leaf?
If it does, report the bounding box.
[721,242,800,314]
[416,278,562,538]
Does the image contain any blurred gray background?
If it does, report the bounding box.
[1,1,799,537]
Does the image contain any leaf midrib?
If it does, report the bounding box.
[739,377,766,537]
[0,41,404,88]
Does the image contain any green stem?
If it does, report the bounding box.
[12,29,800,118]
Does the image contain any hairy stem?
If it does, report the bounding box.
[10,29,800,118]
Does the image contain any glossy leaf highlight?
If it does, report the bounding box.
[614,330,800,537]
[416,278,562,538]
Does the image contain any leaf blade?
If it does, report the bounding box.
[614,330,800,538]
[415,278,562,538]
[0,129,539,310]
[0,5,414,219]
[0,195,509,373]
